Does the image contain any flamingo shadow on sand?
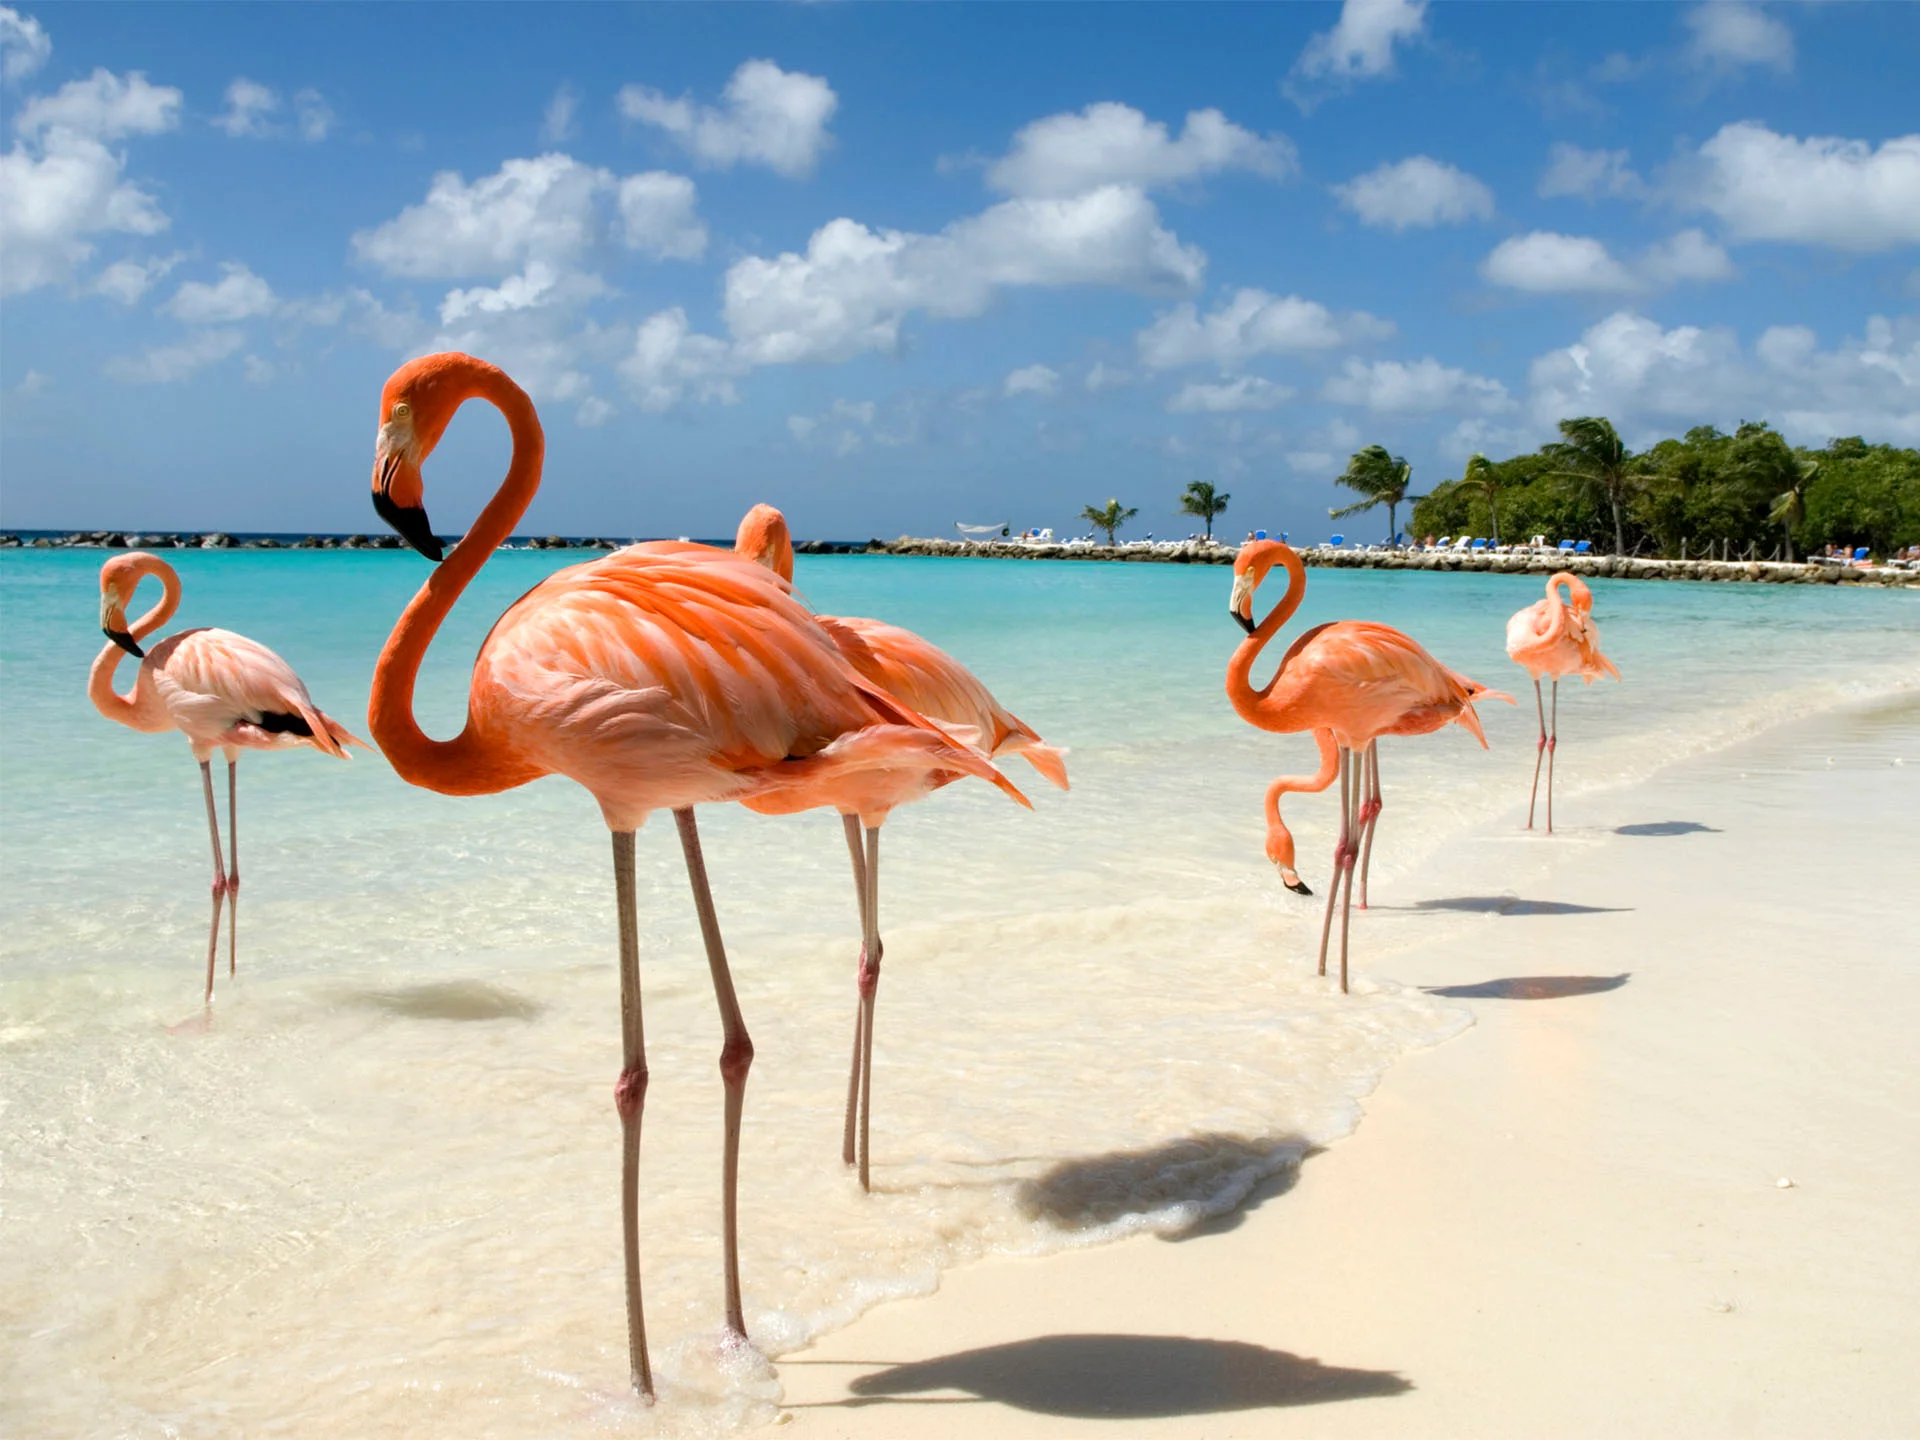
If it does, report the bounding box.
[347,980,546,1022]
[1404,895,1630,916]
[1425,974,1630,1001]
[1615,820,1720,836]
[820,1334,1411,1417]
[1012,1132,1319,1241]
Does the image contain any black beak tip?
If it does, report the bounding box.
[1286,878,1313,896]
[372,490,445,563]
[1231,608,1257,635]
[104,627,144,658]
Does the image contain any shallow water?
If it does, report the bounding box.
[3,550,1915,1436]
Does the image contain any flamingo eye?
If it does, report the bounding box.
[391,402,412,421]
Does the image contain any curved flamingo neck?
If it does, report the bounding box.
[88,557,180,730]
[1263,728,1339,869]
[1226,547,1308,724]
[370,363,547,795]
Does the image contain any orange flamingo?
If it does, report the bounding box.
[1505,571,1621,831]
[1226,540,1509,990]
[364,354,1025,1397]
[89,552,362,1002]
[734,503,1066,1190]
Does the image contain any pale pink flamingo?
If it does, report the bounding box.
[88,552,362,1002]
[1226,540,1510,990]
[1506,571,1621,832]
[364,353,1026,1397]
[734,503,1067,1189]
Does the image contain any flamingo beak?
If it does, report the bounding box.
[1229,570,1257,633]
[1284,875,1313,896]
[100,595,143,657]
[1232,607,1256,635]
[372,452,443,563]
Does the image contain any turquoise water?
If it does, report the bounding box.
[3,548,1916,1436]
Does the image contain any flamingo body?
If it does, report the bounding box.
[1505,572,1621,831]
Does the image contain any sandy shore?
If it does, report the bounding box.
[776,691,1920,1437]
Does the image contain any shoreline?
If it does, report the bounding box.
[775,689,1920,1436]
[8,529,1914,586]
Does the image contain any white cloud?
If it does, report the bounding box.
[1167,375,1292,413]
[243,353,274,385]
[618,59,836,178]
[1335,155,1493,230]
[15,67,180,140]
[1287,0,1428,106]
[1638,228,1734,286]
[541,83,578,145]
[90,250,180,304]
[1287,451,1334,475]
[1480,231,1637,293]
[723,185,1204,366]
[214,77,277,137]
[616,171,706,259]
[1137,287,1392,370]
[576,395,613,427]
[162,261,278,323]
[1,6,51,83]
[1538,143,1644,201]
[1085,361,1132,392]
[1528,310,1920,444]
[15,367,49,394]
[438,260,573,325]
[617,306,741,412]
[1681,121,1920,251]
[1684,2,1794,74]
[352,153,706,290]
[0,130,171,294]
[1004,363,1059,397]
[1323,356,1511,413]
[104,327,244,384]
[294,88,332,142]
[786,415,817,441]
[986,102,1294,198]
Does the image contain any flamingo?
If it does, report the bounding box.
[88,552,363,1002]
[1225,539,1510,991]
[363,353,1027,1398]
[1505,571,1621,832]
[734,503,1067,1190]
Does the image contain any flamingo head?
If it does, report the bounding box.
[1229,538,1293,634]
[99,551,160,657]
[735,503,795,583]
[372,353,486,562]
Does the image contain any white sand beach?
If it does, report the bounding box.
[777,692,1920,1437]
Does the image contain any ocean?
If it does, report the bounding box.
[3,547,1916,1437]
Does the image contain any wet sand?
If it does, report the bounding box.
[777,692,1920,1437]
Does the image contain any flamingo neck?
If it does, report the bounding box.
[1263,728,1339,869]
[1226,547,1307,723]
[88,557,180,731]
[370,364,547,795]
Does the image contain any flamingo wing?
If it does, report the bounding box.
[146,628,359,757]
[1288,622,1506,746]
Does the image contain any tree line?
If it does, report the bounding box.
[1363,418,1918,560]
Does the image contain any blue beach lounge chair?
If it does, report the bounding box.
[1574,540,1593,555]
[1557,539,1575,553]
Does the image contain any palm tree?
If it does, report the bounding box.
[1462,453,1503,546]
[1330,445,1411,543]
[1178,481,1230,539]
[1765,458,1818,563]
[1080,497,1139,546]
[1544,416,1641,555]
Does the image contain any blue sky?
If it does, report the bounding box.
[2,1,1916,540]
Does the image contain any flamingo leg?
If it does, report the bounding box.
[198,760,228,1004]
[1527,677,1546,829]
[674,808,754,1342]
[1317,748,1352,979]
[1337,773,1358,994]
[856,825,882,1194]
[1546,679,1560,834]
[840,814,869,1170]
[1356,741,1383,910]
[610,830,654,1399]
[226,758,239,979]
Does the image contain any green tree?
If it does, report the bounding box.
[1544,416,1643,555]
[1330,445,1412,543]
[1178,480,1230,539]
[1461,453,1504,545]
[1080,497,1139,546]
